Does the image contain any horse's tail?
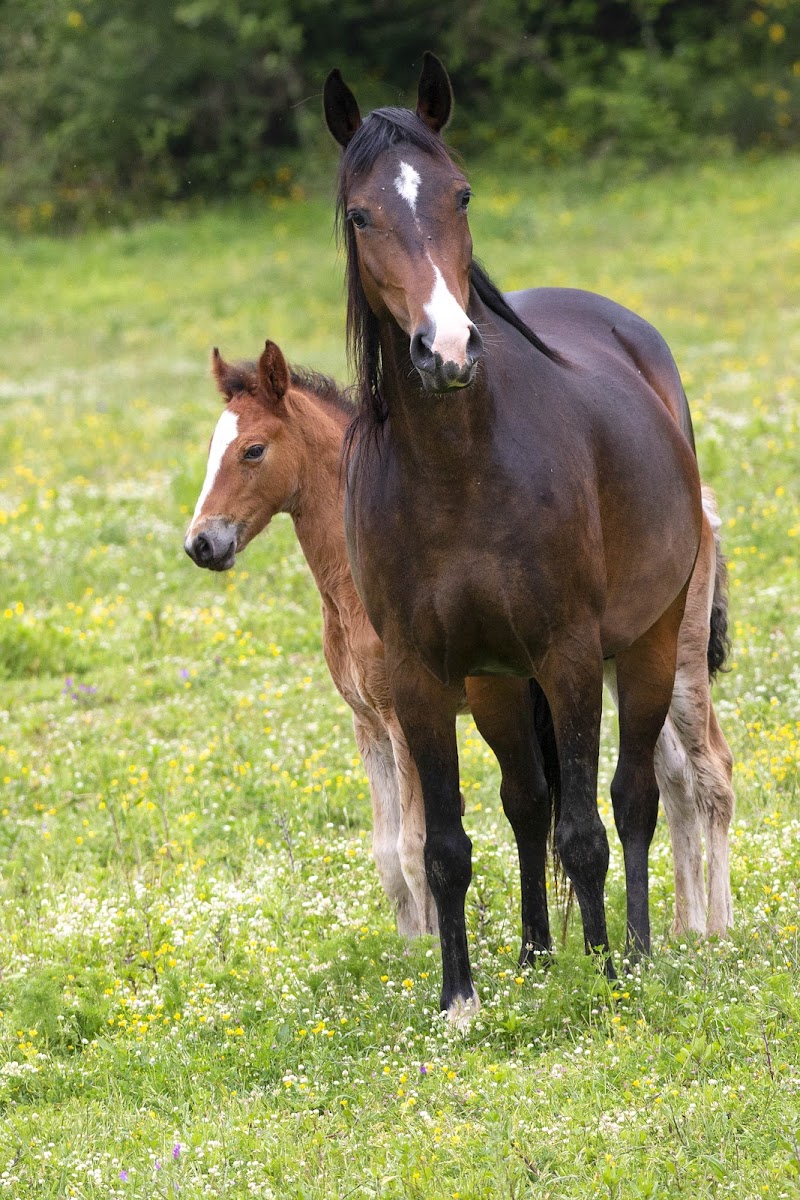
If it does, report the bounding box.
[530,680,572,927]
[702,486,732,680]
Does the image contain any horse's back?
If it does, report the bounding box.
[507,286,696,452]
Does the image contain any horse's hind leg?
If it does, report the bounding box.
[606,665,707,937]
[611,589,687,959]
[467,677,552,964]
[537,631,613,972]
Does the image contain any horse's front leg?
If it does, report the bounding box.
[390,661,476,1025]
[466,676,552,964]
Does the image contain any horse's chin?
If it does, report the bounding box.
[416,363,478,394]
[205,544,237,572]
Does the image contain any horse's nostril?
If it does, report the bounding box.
[410,329,432,365]
[467,324,483,362]
[194,533,212,564]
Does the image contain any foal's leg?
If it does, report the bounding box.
[352,712,421,936]
[703,707,735,935]
[653,711,707,936]
[668,514,735,937]
[537,631,613,971]
[384,718,439,936]
[466,676,552,964]
[665,675,735,938]
[390,663,476,1023]
[611,590,687,958]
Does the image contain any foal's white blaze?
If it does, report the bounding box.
[424,261,474,367]
[395,161,421,213]
[189,409,239,532]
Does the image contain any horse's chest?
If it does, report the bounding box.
[387,551,546,681]
[348,460,597,680]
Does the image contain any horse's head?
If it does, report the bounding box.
[184,341,301,571]
[324,53,483,394]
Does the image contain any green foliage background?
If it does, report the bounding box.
[2,0,799,229]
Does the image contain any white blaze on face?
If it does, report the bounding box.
[394,160,421,214]
[189,409,239,533]
[424,261,474,367]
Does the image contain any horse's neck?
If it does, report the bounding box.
[378,310,496,471]
[290,397,363,621]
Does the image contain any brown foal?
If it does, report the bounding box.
[185,342,437,936]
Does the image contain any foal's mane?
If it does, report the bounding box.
[227,360,355,421]
[335,106,563,431]
[290,365,355,421]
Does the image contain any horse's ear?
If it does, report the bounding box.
[323,68,362,148]
[212,347,237,401]
[258,340,290,407]
[416,51,452,134]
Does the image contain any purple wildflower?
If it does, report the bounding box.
[119,1169,128,1182]
[173,1144,181,1160]
[419,1063,428,1075]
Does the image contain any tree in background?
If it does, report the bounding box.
[1,0,798,229]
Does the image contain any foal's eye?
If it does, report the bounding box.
[348,209,368,229]
[244,444,266,461]
[459,190,472,212]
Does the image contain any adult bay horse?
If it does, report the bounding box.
[324,54,720,1022]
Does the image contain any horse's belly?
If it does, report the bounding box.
[599,514,700,654]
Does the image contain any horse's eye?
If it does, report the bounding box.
[459,191,471,212]
[244,444,266,461]
[348,210,368,229]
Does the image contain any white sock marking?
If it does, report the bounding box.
[395,161,421,213]
[424,261,474,366]
[189,409,239,531]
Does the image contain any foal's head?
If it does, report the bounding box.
[324,52,483,395]
[184,341,303,571]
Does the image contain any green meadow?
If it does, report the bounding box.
[0,154,799,1198]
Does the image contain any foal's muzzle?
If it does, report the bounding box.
[184,519,239,571]
[410,323,483,392]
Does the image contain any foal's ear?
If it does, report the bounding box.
[323,68,362,148]
[416,51,452,134]
[258,340,290,407]
[211,347,240,401]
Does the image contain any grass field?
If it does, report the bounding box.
[1,153,799,1198]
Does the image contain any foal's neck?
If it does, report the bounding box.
[289,392,356,611]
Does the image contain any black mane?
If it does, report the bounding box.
[335,107,564,432]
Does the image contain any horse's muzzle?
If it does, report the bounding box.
[410,323,483,393]
[184,519,239,571]
[416,357,479,393]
